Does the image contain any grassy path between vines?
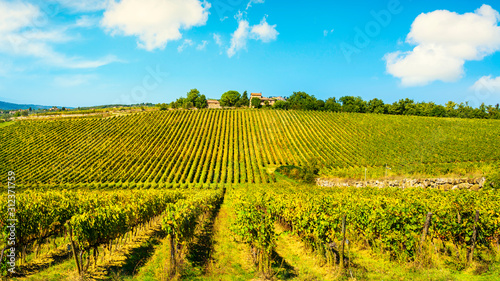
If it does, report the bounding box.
[192,191,257,280]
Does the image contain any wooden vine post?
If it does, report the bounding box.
[340,214,346,269]
[418,212,433,255]
[67,223,82,276]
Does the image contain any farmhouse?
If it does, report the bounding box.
[207,99,221,109]
[250,93,286,107]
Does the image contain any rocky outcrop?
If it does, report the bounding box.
[316,177,486,190]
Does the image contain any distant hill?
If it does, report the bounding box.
[0,101,64,110]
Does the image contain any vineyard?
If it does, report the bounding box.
[1,110,500,188]
[1,109,500,280]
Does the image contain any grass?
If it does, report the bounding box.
[193,190,257,280]
[274,223,339,280]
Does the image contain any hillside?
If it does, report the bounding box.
[1,109,499,187]
[0,100,56,111]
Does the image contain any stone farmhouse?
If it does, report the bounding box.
[207,93,286,109]
[207,99,222,109]
[250,93,286,107]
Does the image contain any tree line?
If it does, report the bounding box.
[158,89,500,120]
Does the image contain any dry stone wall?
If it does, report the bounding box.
[316,177,486,191]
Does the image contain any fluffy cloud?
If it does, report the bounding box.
[470,76,500,94]
[227,20,250,57]
[0,0,116,69]
[385,5,500,87]
[102,0,210,51]
[250,17,278,42]
[227,16,278,57]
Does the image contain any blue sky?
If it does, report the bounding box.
[1,0,500,107]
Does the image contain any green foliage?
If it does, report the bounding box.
[275,162,319,184]
[186,89,200,104]
[288,91,318,110]
[251,97,261,108]
[486,167,500,189]
[236,90,250,107]
[232,188,276,276]
[171,89,207,109]
[340,96,367,113]
[220,90,241,107]
[325,97,341,112]
[157,103,169,110]
[248,182,500,264]
[195,94,208,109]
[367,98,386,114]
[272,100,290,110]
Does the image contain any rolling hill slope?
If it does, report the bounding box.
[1,109,499,187]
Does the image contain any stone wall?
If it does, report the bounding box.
[316,177,486,191]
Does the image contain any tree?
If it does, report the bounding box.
[367,98,385,114]
[315,99,325,111]
[220,90,241,107]
[325,98,341,112]
[183,101,194,109]
[251,97,261,108]
[236,91,250,107]
[273,100,290,110]
[339,96,366,113]
[186,89,200,104]
[288,91,318,110]
[21,110,28,116]
[158,103,169,110]
[195,95,208,109]
[175,97,185,108]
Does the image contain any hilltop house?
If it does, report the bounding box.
[250,93,286,107]
[207,99,221,109]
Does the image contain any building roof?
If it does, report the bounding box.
[250,93,262,97]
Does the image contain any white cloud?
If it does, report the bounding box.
[102,0,211,51]
[177,39,194,52]
[196,40,208,50]
[228,20,250,57]
[213,33,222,47]
[0,0,117,69]
[470,75,500,94]
[51,0,109,12]
[227,16,278,57]
[250,17,278,42]
[74,15,100,28]
[246,0,264,10]
[385,5,500,87]
[0,1,39,34]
